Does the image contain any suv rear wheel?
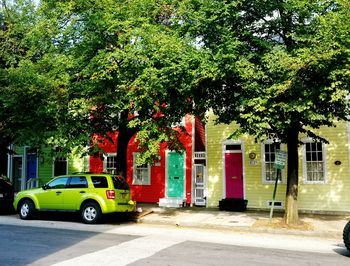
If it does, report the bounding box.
[81,202,102,224]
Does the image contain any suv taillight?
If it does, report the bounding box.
[106,190,115,199]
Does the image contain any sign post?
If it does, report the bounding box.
[269,150,287,222]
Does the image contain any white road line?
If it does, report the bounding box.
[52,235,183,266]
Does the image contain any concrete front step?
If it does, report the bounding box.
[158,197,185,208]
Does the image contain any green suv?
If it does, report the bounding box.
[13,173,136,224]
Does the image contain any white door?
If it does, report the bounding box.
[194,164,206,206]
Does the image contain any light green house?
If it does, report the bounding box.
[206,113,350,213]
[7,145,88,191]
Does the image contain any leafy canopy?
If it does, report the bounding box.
[0,0,64,148]
[176,0,350,143]
[3,0,204,163]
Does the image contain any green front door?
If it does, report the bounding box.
[167,152,185,198]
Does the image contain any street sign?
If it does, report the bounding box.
[274,150,287,170]
[270,150,287,221]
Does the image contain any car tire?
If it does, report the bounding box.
[343,220,350,252]
[19,199,36,220]
[81,202,102,224]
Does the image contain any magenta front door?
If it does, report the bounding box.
[225,152,243,199]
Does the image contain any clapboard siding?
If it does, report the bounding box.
[206,112,350,212]
[12,146,86,186]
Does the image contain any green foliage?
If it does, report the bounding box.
[0,0,54,147]
[175,0,350,222]
[1,0,349,174]
[1,0,203,165]
[177,0,350,143]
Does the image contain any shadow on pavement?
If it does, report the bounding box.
[32,211,138,225]
[333,247,350,258]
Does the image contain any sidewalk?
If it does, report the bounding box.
[135,203,350,239]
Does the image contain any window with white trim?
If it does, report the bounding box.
[104,154,117,174]
[132,153,150,185]
[54,157,68,176]
[263,143,282,182]
[304,142,325,182]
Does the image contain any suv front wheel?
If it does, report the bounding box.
[81,202,102,224]
[19,199,36,220]
[343,220,350,252]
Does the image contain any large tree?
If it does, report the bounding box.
[0,0,64,172]
[9,0,203,175]
[176,0,350,224]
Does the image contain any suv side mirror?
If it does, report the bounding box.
[42,185,48,190]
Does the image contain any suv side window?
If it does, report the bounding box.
[67,176,88,188]
[112,176,130,190]
[91,176,108,188]
[47,177,69,189]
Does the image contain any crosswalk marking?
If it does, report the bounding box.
[52,235,183,266]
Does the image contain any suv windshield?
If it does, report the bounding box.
[112,176,130,190]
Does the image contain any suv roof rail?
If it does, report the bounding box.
[72,171,110,175]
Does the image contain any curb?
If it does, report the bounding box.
[134,210,344,240]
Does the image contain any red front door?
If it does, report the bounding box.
[225,152,243,199]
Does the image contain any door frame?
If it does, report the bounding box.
[193,163,206,206]
[25,146,39,189]
[8,146,39,191]
[222,140,246,199]
[9,154,25,191]
[165,150,186,198]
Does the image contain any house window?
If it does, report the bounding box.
[104,154,117,174]
[305,142,325,182]
[132,153,150,185]
[226,144,241,151]
[54,157,67,176]
[263,143,281,182]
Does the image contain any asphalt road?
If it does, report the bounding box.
[130,241,350,266]
[0,224,137,265]
[0,215,349,266]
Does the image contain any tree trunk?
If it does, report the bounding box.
[284,127,299,225]
[115,126,132,177]
[115,111,137,178]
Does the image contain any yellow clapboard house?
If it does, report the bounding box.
[206,112,350,213]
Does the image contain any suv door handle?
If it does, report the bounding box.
[56,191,62,195]
[79,191,86,194]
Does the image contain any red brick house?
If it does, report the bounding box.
[89,115,197,206]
